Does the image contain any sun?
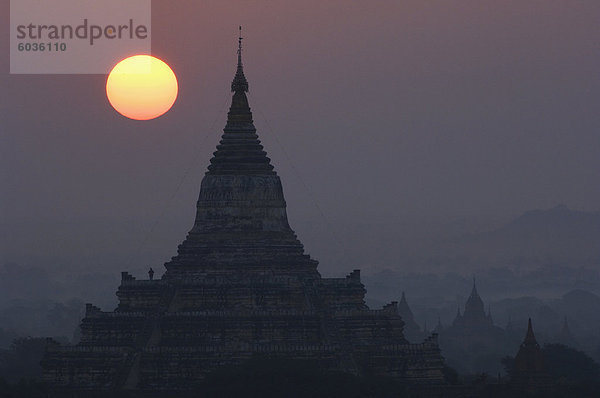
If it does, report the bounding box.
[106,55,178,121]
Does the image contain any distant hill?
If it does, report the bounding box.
[307,204,600,274]
[436,205,600,269]
[559,289,600,322]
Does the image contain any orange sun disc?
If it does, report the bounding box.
[106,55,178,121]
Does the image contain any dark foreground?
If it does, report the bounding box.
[2,357,600,398]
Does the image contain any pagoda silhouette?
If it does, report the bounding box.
[511,319,551,394]
[42,33,445,393]
[438,279,510,375]
[450,279,494,330]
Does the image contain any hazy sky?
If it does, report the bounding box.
[1,1,599,275]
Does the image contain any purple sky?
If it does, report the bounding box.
[1,1,599,276]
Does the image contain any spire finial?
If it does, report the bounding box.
[238,25,243,61]
[471,276,479,296]
[231,26,249,93]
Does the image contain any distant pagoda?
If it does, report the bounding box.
[556,316,577,347]
[439,279,510,374]
[42,33,445,393]
[511,319,551,394]
[450,279,494,330]
[398,292,425,342]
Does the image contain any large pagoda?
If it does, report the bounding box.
[42,34,445,392]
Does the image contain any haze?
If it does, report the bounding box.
[1,0,599,280]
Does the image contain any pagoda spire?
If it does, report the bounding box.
[464,276,485,321]
[523,318,539,348]
[222,26,255,133]
[471,277,478,297]
[205,30,276,175]
[231,26,249,93]
[397,292,416,325]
